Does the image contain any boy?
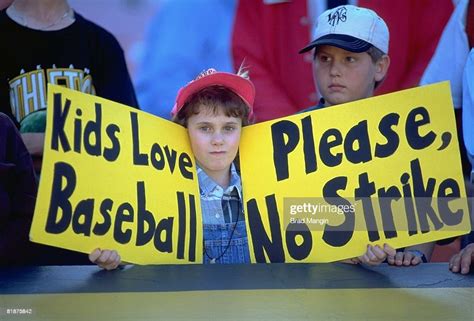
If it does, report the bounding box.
[299,5,431,266]
[299,5,390,111]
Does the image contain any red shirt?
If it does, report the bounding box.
[233,0,453,122]
[360,0,454,95]
[232,0,315,122]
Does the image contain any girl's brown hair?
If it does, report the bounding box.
[172,85,253,127]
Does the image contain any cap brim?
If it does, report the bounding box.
[172,72,255,117]
[299,34,372,54]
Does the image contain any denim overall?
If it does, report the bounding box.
[198,165,251,264]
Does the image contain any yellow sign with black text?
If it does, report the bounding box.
[31,82,471,264]
[30,85,202,264]
[239,82,471,262]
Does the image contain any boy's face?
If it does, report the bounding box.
[187,105,242,177]
[313,45,389,106]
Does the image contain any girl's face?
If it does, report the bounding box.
[186,105,242,180]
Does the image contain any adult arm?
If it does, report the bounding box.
[0,113,37,265]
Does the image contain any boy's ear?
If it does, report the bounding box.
[374,55,390,82]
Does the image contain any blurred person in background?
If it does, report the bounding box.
[0,112,37,265]
[420,0,474,266]
[135,0,237,119]
[420,0,474,181]
[0,0,138,175]
[0,0,138,265]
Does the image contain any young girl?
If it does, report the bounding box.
[90,68,395,269]
[170,68,255,264]
[90,68,255,267]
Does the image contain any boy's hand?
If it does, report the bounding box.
[387,250,425,266]
[358,244,395,266]
[89,248,121,270]
[449,243,474,274]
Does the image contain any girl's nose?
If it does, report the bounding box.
[211,132,224,145]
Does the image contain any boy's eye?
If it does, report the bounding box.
[345,56,356,63]
[317,55,331,63]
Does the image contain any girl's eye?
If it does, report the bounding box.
[199,126,211,132]
[224,126,236,132]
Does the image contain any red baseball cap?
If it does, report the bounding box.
[171,68,255,119]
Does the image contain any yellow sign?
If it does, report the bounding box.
[32,82,470,264]
[30,85,202,264]
[239,82,471,262]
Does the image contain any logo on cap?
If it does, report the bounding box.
[327,7,347,27]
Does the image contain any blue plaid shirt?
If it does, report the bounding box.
[198,164,244,224]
